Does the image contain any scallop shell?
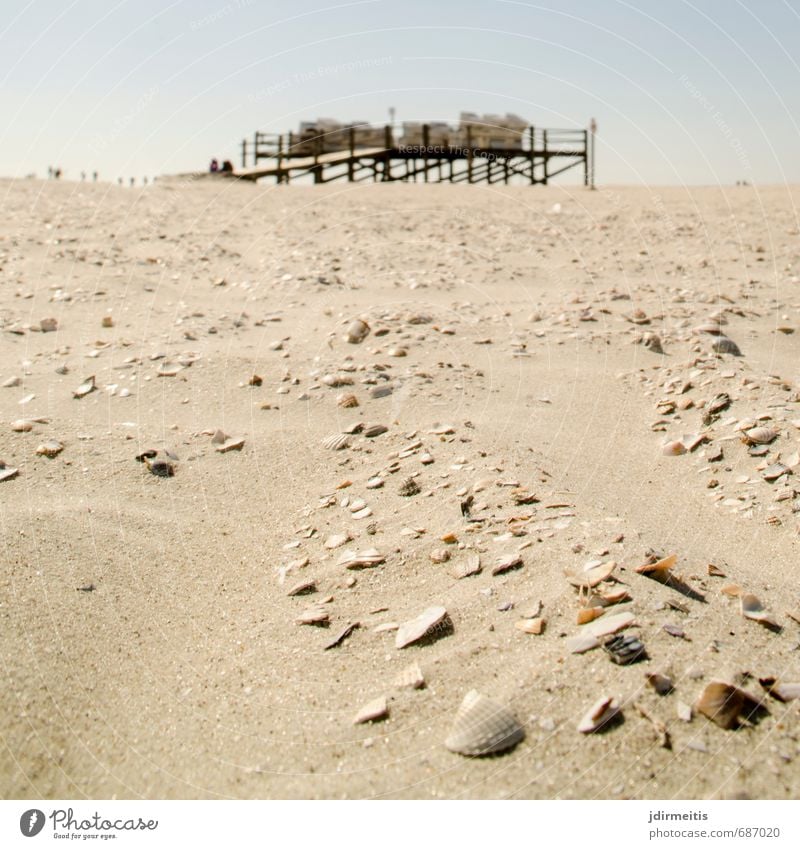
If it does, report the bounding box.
[395,606,452,648]
[743,426,778,445]
[444,690,524,756]
[635,553,676,575]
[322,434,351,450]
[337,393,359,408]
[740,593,779,628]
[36,440,64,458]
[336,548,385,569]
[577,696,621,733]
[73,375,96,399]
[695,681,764,729]
[450,553,481,579]
[345,318,370,344]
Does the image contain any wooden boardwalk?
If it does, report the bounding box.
[235,122,593,186]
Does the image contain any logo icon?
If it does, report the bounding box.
[19,809,45,837]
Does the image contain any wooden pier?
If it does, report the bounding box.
[235,122,593,186]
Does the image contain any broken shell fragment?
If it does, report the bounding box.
[635,553,676,575]
[73,376,96,399]
[429,548,451,563]
[35,440,64,458]
[337,549,386,569]
[395,606,453,648]
[215,437,245,453]
[492,554,523,576]
[398,477,420,497]
[576,607,605,625]
[394,662,425,690]
[584,611,635,638]
[712,336,742,356]
[353,696,388,724]
[646,673,675,696]
[363,423,388,438]
[286,579,316,597]
[11,420,33,432]
[758,677,800,702]
[336,393,359,408]
[695,681,765,730]
[740,593,779,629]
[451,553,481,579]
[578,696,621,733]
[661,440,686,456]
[515,617,545,635]
[296,606,330,626]
[566,560,615,588]
[444,690,524,756]
[40,317,58,332]
[0,463,19,482]
[145,458,175,477]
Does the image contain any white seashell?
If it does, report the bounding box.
[324,532,350,549]
[353,696,388,724]
[492,554,523,576]
[566,560,615,588]
[584,611,635,637]
[322,433,350,450]
[759,677,800,702]
[451,553,481,579]
[578,696,621,733]
[366,476,384,489]
[0,464,19,482]
[444,690,524,756]
[2,376,21,388]
[346,318,370,344]
[744,426,778,445]
[566,634,600,654]
[73,376,96,399]
[36,440,64,458]
[394,662,425,690]
[395,606,452,648]
[635,553,676,575]
[215,437,245,453]
[337,548,385,569]
[11,420,33,432]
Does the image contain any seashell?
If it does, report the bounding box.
[429,548,451,563]
[577,696,621,733]
[352,507,372,519]
[444,690,524,756]
[712,336,741,356]
[11,419,33,432]
[677,701,693,722]
[758,677,800,702]
[603,633,647,665]
[398,477,420,497]
[248,374,262,386]
[337,548,385,569]
[661,440,686,456]
[577,607,604,625]
[394,661,425,689]
[210,429,227,444]
[593,587,630,606]
[643,333,663,354]
[695,681,765,729]
[451,553,481,579]
[693,321,724,335]
[40,317,58,332]
[35,440,64,458]
[646,673,674,696]
[0,463,19,482]
[363,424,388,438]
[366,476,384,489]
[743,426,778,445]
[370,385,393,399]
[420,452,434,465]
[635,553,676,575]
[584,611,635,638]
[324,532,350,549]
[215,437,245,453]
[566,560,615,588]
[2,376,21,387]
[322,433,350,450]
[387,347,407,357]
[706,392,731,414]
[337,393,359,408]
[286,579,316,596]
[340,421,364,435]
[492,554,523,576]
[156,364,182,377]
[145,458,174,477]
[324,621,359,649]
[515,617,545,635]
[353,696,388,724]
[680,432,705,452]
[295,606,329,626]
[762,463,789,482]
[73,375,96,399]
[346,318,370,344]
[740,593,779,628]
[566,633,600,654]
[395,606,453,648]
[322,374,353,387]
[101,315,114,328]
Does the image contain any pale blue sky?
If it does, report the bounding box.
[1,0,799,184]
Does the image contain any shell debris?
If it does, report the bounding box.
[444,690,524,756]
[395,606,452,649]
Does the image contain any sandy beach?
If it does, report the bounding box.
[2,177,799,800]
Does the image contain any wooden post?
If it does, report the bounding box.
[423,124,429,183]
[348,127,355,182]
[313,134,322,184]
[583,129,589,187]
[241,138,247,168]
[589,118,597,189]
[542,129,548,185]
[504,157,509,184]
[467,127,473,184]
[529,125,535,185]
[277,134,283,184]
[383,125,392,181]
[253,131,259,163]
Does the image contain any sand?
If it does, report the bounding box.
[1,177,799,799]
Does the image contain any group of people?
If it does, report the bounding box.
[209,157,234,174]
